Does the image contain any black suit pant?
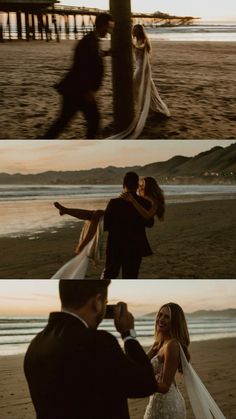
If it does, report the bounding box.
[102,246,142,279]
[43,94,100,139]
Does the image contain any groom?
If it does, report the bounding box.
[102,172,154,279]
[42,13,114,139]
[24,281,156,419]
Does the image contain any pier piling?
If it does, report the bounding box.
[110,0,134,132]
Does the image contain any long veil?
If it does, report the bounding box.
[107,49,170,140]
[51,219,103,279]
[179,345,226,419]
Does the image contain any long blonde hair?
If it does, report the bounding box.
[155,303,190,372]
[133,24,151,53]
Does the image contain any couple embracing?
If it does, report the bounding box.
[24,281,226,419]
[53,172,165,279]
[43,12,170,140]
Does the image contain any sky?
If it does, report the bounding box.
[0,140,234,175]
[59,0,236,22]
[0,280,235,316]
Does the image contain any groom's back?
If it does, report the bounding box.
[104,195,154,256]
[24,312,130,419]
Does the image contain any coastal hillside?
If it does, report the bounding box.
[0,143,235,185]
[144,309,236,318]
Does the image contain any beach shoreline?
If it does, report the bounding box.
[0,198,235,278]
[0,40,236,139]
[0,337,235,419]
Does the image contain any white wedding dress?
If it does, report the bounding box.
[144,344,226,419]
[108,43,170,139]
[144,354,186,419]
[51,219,103,279]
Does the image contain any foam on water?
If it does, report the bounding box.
[0,315,235,356]
[0,184,236,237]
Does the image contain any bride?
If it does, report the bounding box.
[121,176,165,221]
[52,176,165,278]
[144,303,226,419]
[109,24,170,139]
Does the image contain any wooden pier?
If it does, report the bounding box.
[0,1,199,42]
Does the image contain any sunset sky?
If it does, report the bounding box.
[0,280,235,317]
[0,140,234,175]
[59,0,236,22]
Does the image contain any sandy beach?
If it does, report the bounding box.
[0,198,236,279]
[0,338,235,418]
[0,40,235,139]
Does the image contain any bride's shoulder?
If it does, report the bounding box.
[164,339,180,354]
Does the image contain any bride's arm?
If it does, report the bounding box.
[75,210,104,254]
[156,340,180,394]
[133,40,146,50]
[120,193,157,220]
[54,202,94,220]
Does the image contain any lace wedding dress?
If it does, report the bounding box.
[51,219,103,279]
[108,44,170,139]
[144,354,186,419]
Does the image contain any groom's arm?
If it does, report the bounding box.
[98,331,156,398]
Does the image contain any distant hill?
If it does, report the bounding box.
[186,309,236,318]
[0,143,235,185]
[144,309,236,318]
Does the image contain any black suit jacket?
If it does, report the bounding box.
[24,312,156,419]
[104,195,154,258]
[58,31,103,97]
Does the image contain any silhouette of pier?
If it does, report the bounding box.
[0,1,199,42]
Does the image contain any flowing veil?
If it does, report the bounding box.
[179,345,226,419]
[51,219,103,279]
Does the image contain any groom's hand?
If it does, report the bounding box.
[114,302,134,334]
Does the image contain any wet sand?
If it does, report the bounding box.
[0,338,235,419]
[0,40,235,139]
[0,199,236,279]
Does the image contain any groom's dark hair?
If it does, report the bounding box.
[123,172,139,191]
[59,280,111,309]
[95,13,113,29]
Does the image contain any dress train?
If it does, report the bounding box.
[51,219,103,279]
[108,48,170,139]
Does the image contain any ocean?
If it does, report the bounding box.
[0,184,236,237]
[146,22,236,42]
[0,314,235,356]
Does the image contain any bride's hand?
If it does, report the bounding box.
[54,202,66,216]
[120,192,134,202]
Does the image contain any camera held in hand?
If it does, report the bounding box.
[105,303,121,319]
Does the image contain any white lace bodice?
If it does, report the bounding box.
[144,355,186,419]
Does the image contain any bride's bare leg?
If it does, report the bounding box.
[54,202,94,220]
[75,210,104,254]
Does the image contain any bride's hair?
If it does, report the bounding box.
[132,24,151,53]
[155,302,190,372]
[143,177,165,220]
